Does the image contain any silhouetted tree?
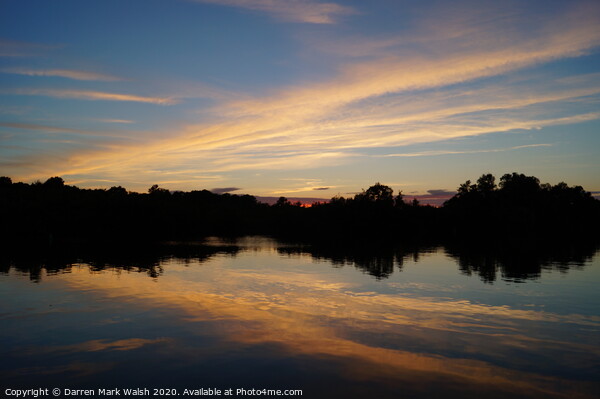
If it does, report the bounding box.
[108,186,128,196]
[44,176,65,187]
[275,197,291,207]
[0,176,12,186]
[475,173,496,192]
[148,184,170,195]
[457,180,472,196]
[499,172,540,193]
[359,182,394,204]
[329,195,347,206]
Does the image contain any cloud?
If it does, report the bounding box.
[15,79,597,188]
[5,2,600,189]
[0,105,32,115]
[381,144,555,158]
[405,189,456,206]
[211,187,241,194]
[192,0,356,24]
[1,68,122,81]
[427,189,454,196]
[312,187,329,191]
[0,122,126,138]
[0,39,60,57]
[206,151,351,172]
[95,119,135,124]
[10,88,177,105]
[226,31,600,121]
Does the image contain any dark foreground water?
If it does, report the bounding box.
[1,237,599,399]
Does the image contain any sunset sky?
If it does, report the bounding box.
[1,0,599,199]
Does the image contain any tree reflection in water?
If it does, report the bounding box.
[0,237,597,283]
[444,240,598,283]
[1,236,598,399]
[0,241,240,282]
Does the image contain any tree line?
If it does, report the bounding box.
[0,173,598,244]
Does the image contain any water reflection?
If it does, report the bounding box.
[0,241,240,282]
[1,237,596,283]
[1,237,599,398]
[444,240,598,283]
[277,242,437,279]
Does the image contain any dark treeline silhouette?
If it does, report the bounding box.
[0,176,268,242]
[442,173,599,240]
[0,173,598,244]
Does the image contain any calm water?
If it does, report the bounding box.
[1,237,599,399]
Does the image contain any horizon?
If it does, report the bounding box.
[1,1,600,198]
[5,172,599,207]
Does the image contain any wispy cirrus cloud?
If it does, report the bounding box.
[0,39,60,57]
[1,67,122,81]
[267,178,336,195]
[426,189,454,196]
[4,1,600,191]
[225,17,600,121]
[94,119,135,124]
[207,151,351,172]
[381,144,554,158]
[192,0,356,24]
[13,77,599,189]
[7,76,598,189]
[0,122,127,138]
[9,88,177,105]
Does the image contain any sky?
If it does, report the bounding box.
[1,0,599,201]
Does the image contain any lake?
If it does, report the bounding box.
[1,237,599,399]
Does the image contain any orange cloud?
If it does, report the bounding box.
[23,338,171,355]
[4,2,600,190]
[0,122,127,138]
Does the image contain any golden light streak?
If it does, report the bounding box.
[0,122,130,138]
[381,144,554,158]
[1,68,122,81]
[192,0,356,24]
[11,88,177,105]
[95,119,135,124]
[23,338,171,355]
